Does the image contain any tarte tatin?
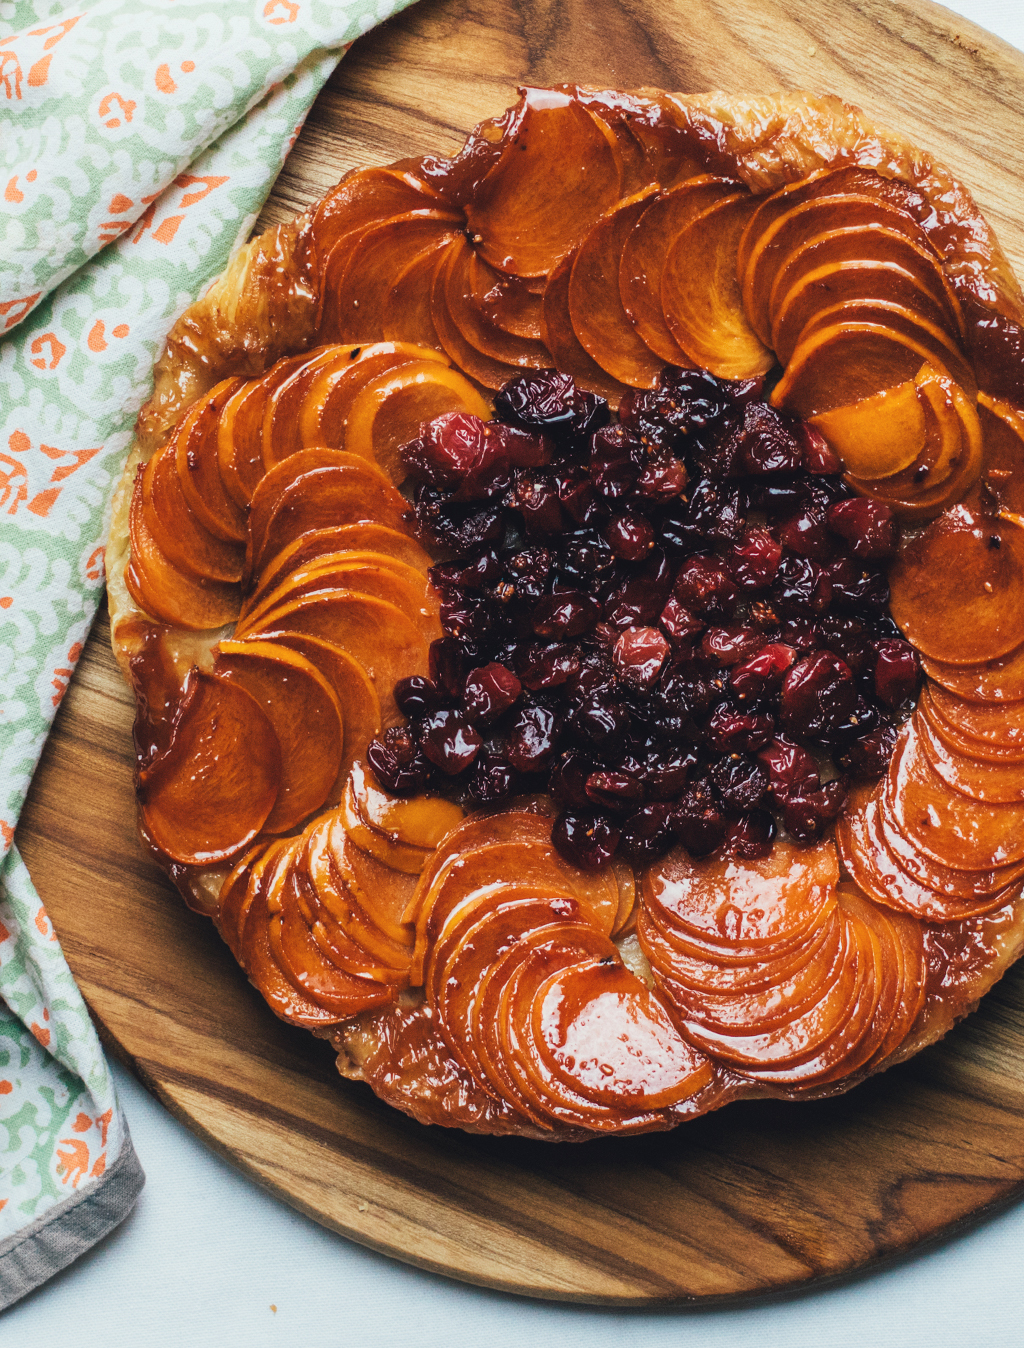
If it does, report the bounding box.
[106,87,1024,1138]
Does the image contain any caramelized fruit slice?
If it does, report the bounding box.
[311,166,452,258]
[217,352,315,508]
[809,377,926,479]
[541,248,630,401]
[217,839,284,963]
[443,236,551,368]
[532,960,712,1108]
[888,506,1024,665]
[296,342,446,450]
[352,763,463,850]
[568,190,663,387]
[916,707,1024,804]
[173,378,246,542]
[978,394,1024,513]
[139,669,281,865]
[263,631,381,774]
[381,242,450,348]
[430,240,532,390]
[215,639,344,833]
[326,811,418,946]
[662,193,773,380]
[250,523,430,604]
[312,822,416,967]
[127,472,239,630]
[464,87,623,278]
[262,345,362,468]
[339,771,432,875]
[922,641,1024,703]
[468,251,543,339]
[619,175,742,364]
[926,682,1024,755]
[321,212,465,343]
[886,723,1024,870]
[343,356,492,484]
[143,442,244,583]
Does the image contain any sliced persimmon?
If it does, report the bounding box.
[343,356,492,484]
[215,639,343,834]
[352,763,463,850]
[978,393,1024,514]
[611,859,637,937]
[143,442,244,583]
[127,472,240,630]
[250,524,430,603]
[531,960,712,1109]
[380,241,450,348]
[925,682,1024,755]
[888,506,1024,666]
[321,212,464,343]
[886,722,1024,870]
[540,249,630,402]
[662,194,774,380]
[174,378,246,542]
[297,342,445,450]
[922,641,1024,704]
[261,345,361,468]
[325,810,418,946]
[619,175,741,364]
[215,840,271,961]
[339,771,431,874]
[308,829,415,968]
[771,259,960,365]
[310,166,453,261]
[464,87,622,278]
[139,669,281,865]
[809,378,926,479]
[916,708,1024,804]
[468,251,543,339]
[430,240,530,390]
[567,191,663,387]
[217,353,312,508]
[442,236,551,369]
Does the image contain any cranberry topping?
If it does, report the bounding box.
[368,366,910,869]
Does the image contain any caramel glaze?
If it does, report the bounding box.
[109,86,1024,1137]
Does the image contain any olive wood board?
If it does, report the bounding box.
[16,0,1024,1306]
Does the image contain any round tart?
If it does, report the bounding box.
[107,86,1024,1139]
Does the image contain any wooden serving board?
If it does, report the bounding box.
[16,0,1024,1306]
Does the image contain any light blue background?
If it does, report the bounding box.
[5,1,1024,1340]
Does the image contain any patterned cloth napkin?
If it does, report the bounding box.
[0,0,417,1308]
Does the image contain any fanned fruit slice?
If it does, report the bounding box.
[540,248,630,402]
[568,189,663,387]
[248,522,430,610]
[467,251,543,339]
[430,240,534,390]
[809,375,927,479]
[262,344,376,468]
[441,236,551,369]
[217,352,313,507]
[296,342,447,450]
[325,808,419,947]
[661,193,774,380]
[380,242,450,347]
[464,86,623,278]
[978,393,1024,513]
[310,165,455,261]
[619,175,743,364]
[917,706,1024,803]
[174,378,245,542]
[339,762,459,875]
[142,440,244,583]
[925,682,1024,757]
[139,669,281,865]
[216,839,283,963]
[215,639,344,833]
[923,640,1024,703]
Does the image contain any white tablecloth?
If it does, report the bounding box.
[6,1,1024,1340]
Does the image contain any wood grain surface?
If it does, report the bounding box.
[15,0,1024,1306]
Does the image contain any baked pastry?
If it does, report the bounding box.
[107,86,1024,1138]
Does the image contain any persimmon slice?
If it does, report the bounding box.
[215,639,344,834]
[127,472,240,630]
[926,682,1024,754]
[888,506,1024,666]
[430,241,531,390]
[297,342,445,450]
[343,356,492,484]
[540,249,630,402]
[325,811,418,946]
[339,772,431,875]
[311,166,453,259]
[217,353,312,508]
[309,827,414,969]
[810,378,926,479]
[144,442,244,583]
[662,194,773,381]
[886,723,1024,869]
[568,190,663,387]
[352,764,463,850]
[464,88,622,278]
[468,251,543,339]
[250,524,430,603]
[217,839,285,963]
[139,669,281,865]
[443,236,551,369]
[922,642,1024,703]
[173,378,246,542]
[978,394,1024,514]
[619,175,741,364]
[261,345,359,468]
[381,243,450,348]
[916,708,1024,804]
[532,961,711,1108]
[922,692,1024,768]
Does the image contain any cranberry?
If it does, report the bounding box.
[671,779,727,857]
[783,779,848,843]
[660,660,724,717]
[549,750,595,809]
[606,511,655,561]
[645,745,698,799]
[780,652,856,737]
[572,692,631,758]
[566,649,615,701]
[401,412,488,488]
[557,469,601,525]
[684,479,747,547]
[467,752,519,804]
[418,709,482,775]
[705,704,775,753]
[758,738,821,802]
[700,626,763,667]
[674,555,738,621]
[462,662,521,724]
[590,424,643,497]
[838,723,898,777]
[772,554,832,617]
[494,369,601,436]
[532,591,600,639]
[779,508,833,560]
[429,637,467,698]
[513,472,564,535]
[613,626,670,687]
[709,755,769,810]
[489,421,552,468]
[507,546,552,600]
[728,527,783,590]
[637,454,687,500]
[620,802,675,861]
[440,593,493,643]
[873,639,921,707]
[727,809,776,859]
[561,529,614,577]
[430,549,502,591]
[659,595,705,644]
[816,615,873,677]
[366,727,431,795]
[552,810,621,870]
[604,550,673,627]
[796,424,843,475]
[729,644,797,700]
[515,641,578,691]
[585,770,644,811]
[826,557,890,617]
[394,676,443,718]
[827,498,897,560]
[739,403,803,475]
[505,703,560,772]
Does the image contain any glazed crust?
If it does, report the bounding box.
[107,86,1024,1136]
